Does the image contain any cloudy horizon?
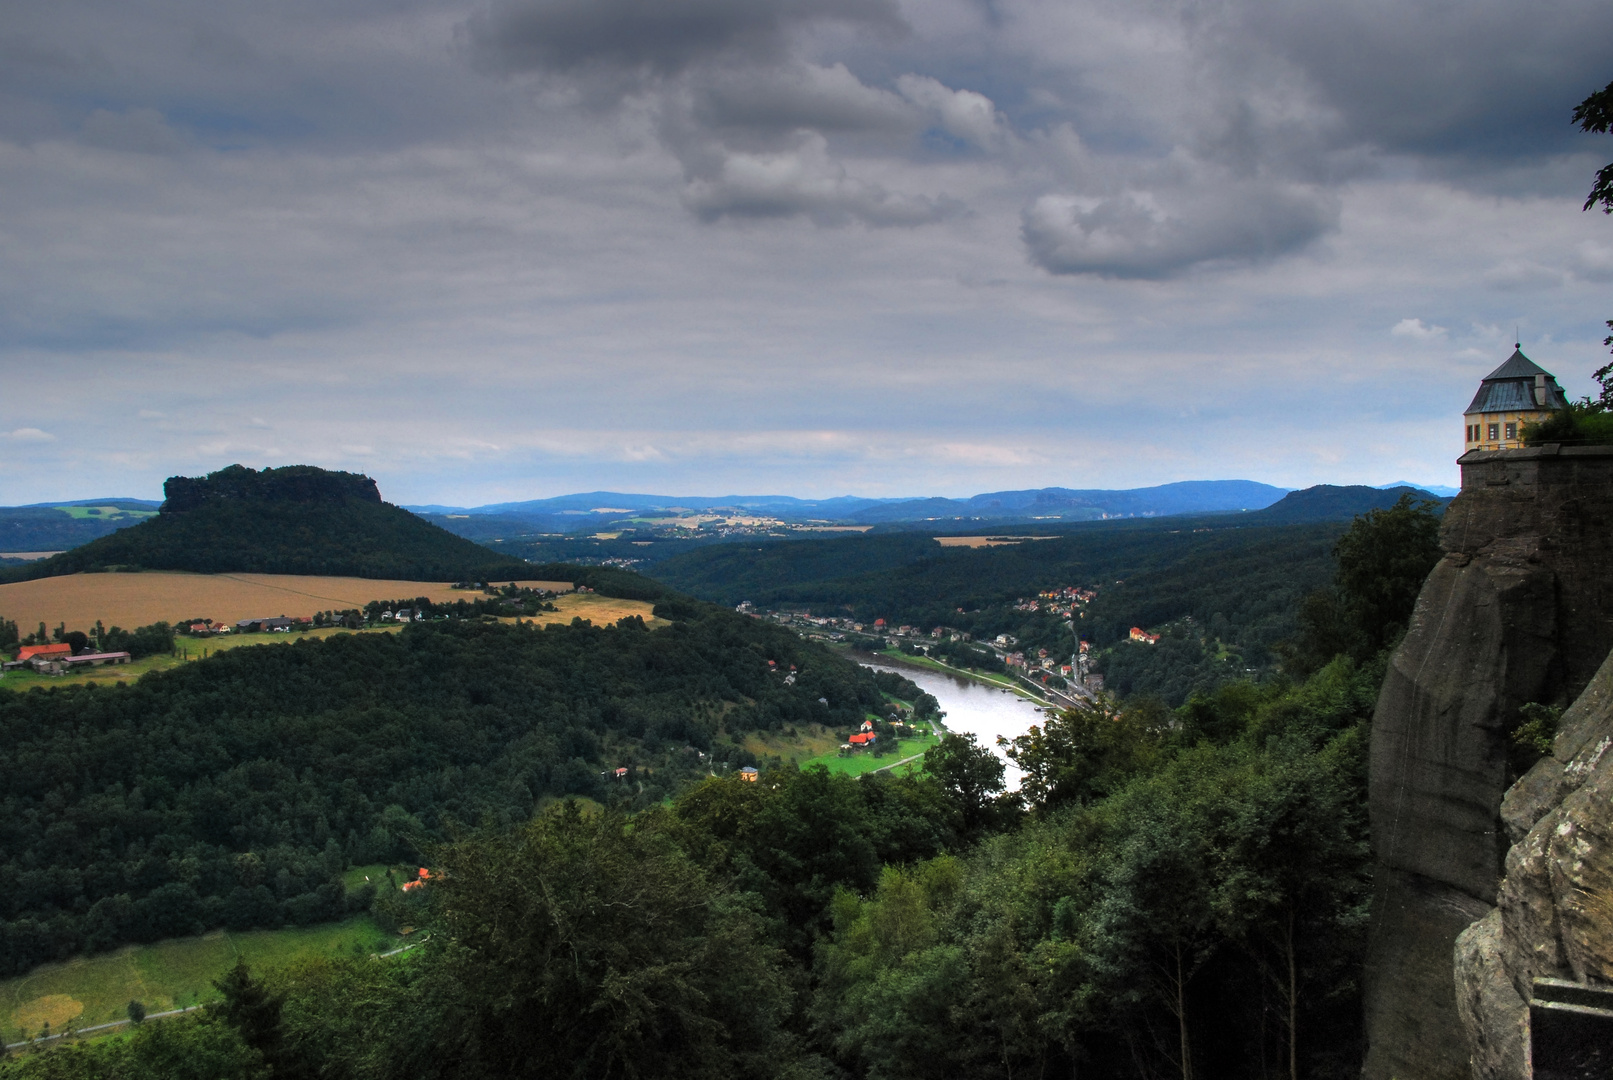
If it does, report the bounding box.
[2,0,1610,506]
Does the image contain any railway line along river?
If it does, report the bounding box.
[850,651,1051,789]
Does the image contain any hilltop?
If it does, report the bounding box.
[1247,483,1449,523]
[0,465,533,583]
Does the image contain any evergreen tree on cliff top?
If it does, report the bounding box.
[1576,79,1613,392]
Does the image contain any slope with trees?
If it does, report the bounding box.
[0,497,1444,1080]
[0,591,914,977]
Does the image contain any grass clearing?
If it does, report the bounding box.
[0,917,397,1042]
[798,735,940,777]
[740,723,844,762]
[52,507,157,522]
[538,593,664,628]
[0,572,575,639]
[933,535,1057,548]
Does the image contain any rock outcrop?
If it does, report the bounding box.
[1454,646,1613,1079]
[1364,445,1613,1080]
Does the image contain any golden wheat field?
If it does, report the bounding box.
[527,592,666,628]
[0,572,575,632]
[933,535,1057,548]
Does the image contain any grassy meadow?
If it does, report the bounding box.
[797,734,940,777]
[0,917,399,1044]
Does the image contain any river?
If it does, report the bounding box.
[850,651,1050,789]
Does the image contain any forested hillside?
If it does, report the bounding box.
[2,466,531,583]
[0,598,908,976]
[652,520,1344,688]
[0,500,1447,1080]
[0,502,157,556]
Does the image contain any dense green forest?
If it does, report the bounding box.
[2,466,531,583]
[651,520,1344,694]
[0,598,912,977]
[1,499,1449,1080]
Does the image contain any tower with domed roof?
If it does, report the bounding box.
[1462,346,1568,451]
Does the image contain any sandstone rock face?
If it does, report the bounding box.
[1455,645,1613,1079]
[1364,446,1613,1080]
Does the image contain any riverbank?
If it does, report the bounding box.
[843,645,1053,705]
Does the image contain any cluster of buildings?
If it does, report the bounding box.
[2,642,132,675]
[1012,584,1099,616]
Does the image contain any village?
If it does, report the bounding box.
[734,578,1173,706]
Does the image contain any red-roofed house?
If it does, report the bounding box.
[1129,628,1160,645]
[17,643,72,662]
[848,732,876,746]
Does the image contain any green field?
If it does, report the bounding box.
[798,733,940,778]
[51,506,157,521]
[0,625,400,693]
[0,916,400,1044]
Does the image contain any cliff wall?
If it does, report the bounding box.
[1363,445,1613,1080]
[1454,649,1613,1079]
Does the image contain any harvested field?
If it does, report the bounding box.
[933,535,1057,548]
[531,592,665,628]
[0,572,574,633]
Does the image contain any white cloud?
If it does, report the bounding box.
[895,74,1005,149]
[2,428,57,443]
[1391,318,1446,339]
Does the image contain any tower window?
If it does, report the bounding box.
[1505,422,1517,440]
[1488,423,1500,441]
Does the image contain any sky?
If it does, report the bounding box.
[2,0,1611,507]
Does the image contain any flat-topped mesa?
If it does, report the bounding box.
[1363,443,1613,1080]
[161,464,383,512]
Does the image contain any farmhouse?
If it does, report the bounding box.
[1129,627,1160,644]
[236,616,295,633]
[739,766,759,782]
[16,643,72,662]
[1463,346,1568,451]
[62,651,131,668]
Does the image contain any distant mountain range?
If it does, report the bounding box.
[0,499,162,555]
[408,480,1297,531]
[0,476,1459,564]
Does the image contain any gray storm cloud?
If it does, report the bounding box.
[1020,181,1340,279]
[464,0,907,80]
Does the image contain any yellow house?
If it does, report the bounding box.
[1463,346,1568,451]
